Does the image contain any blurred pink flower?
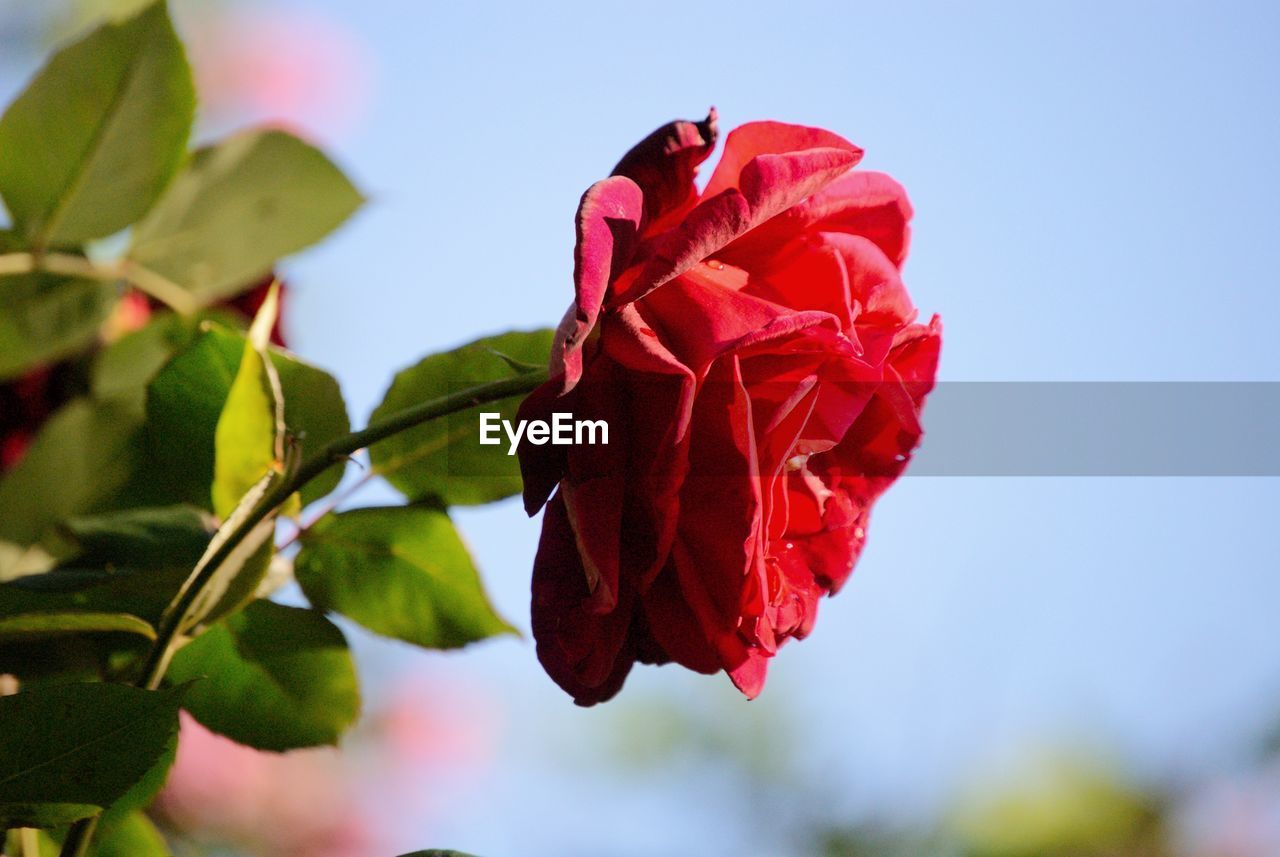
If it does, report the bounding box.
[374,673,503,772]
[363,671,505,847]
[156,712,384,857]
[183,5,373,141]
[155,672,504,855]
[1178,761,1280,857]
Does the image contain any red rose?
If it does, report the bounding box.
[519,110,941,705]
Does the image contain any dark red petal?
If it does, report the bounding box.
[531,492,637,706]
[665,357,784,699]
[594,308,698,583]
[553,176,645,392]
[616,124,862,307]
[0,430,31,471]
[641,262,843,374]
[639,564,721,674]
[611,109,719,236]
[516,378,569,515]
[674,357,762,621]
[561,475,625,613]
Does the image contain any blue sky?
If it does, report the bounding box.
[271,3,1280,853]
[6,1,1280,854]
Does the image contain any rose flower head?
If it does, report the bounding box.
[518,110,941,705]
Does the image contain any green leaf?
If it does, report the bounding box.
[0,682,185,829]
[143,326,241,506]
[0,509,200,676]
[0,802,101,829]
[102,730,175,821]
[151,292,292,628]
[0,506,210,632]
[0,611,155,641]
[369,329,553,505]
[7,802,170,855]
[0,398,145,549]
[60,505,215,570]
[129,129,363,303]
[0,272,117,381]
[90,310,201,403]
[167,600,359,751]
[93,809,169,857]
[270,348,350,507]
[297,506,515,649]
[146,323,350,509]
[212,283,283,518]
[0,567,187,627]
[0,1,194,246]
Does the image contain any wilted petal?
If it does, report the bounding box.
[611,108,719,235]
[554,176,644,391]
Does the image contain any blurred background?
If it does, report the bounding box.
[3,1,1280,855]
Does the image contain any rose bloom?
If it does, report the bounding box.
[518,110,941,705]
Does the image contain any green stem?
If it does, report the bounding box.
[275,467,377,555]
[0,251,198,314]
[58,816,98,857]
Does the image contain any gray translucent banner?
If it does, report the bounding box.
[441,381,1280,478]
[909,383,1280,476]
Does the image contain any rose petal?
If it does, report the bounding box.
[721,170,913,272]
[701,121,863,201]
[611,108,719,235]
[747,235,857,329]
[804,316,941,592]
[641,262,844,374]
[531,492,637,705]
[725,648,769,699]
[614,123,863,306]
[826,232,915,324]
[517,378,570,515]
[554,176,645,391]
[639,564,721,674]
